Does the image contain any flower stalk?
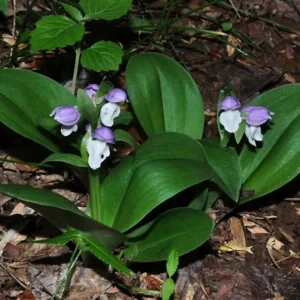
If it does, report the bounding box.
[88,169,102,221]
[71,47,81,95]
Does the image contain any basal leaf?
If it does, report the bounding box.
[0,69,77,152]
[239,84,300,202]
[200,138,241,201]
[126,53,204,139]
[83,236,131,276]
[124,208,214,262]
[100,132,212,232]
[42,153,88,167]
[30,15,85,52]
[80,0,132,21]
[81,41,123,72]
[0,184,124,249]
[0,93,61,153]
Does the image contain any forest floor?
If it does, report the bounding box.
[0,0,300,299]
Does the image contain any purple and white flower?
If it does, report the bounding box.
[105,88,127,103]
[219,96,242,133]
[50,106,80,136]
[242,106,274,146]
[87,126,115,170]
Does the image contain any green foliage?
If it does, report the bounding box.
[80,0,132,21]
[239,84,300,202]
[60,2,83,21]
[42,153,88,167]
[221,21,233,32]
[124,208,214,262]
[166,249,179,277]
[113,111,133,126]
[30,16,85,52]
[0,0,7,15]
[161,278,175,300]
[32,230,81,245]
[0,69,77,152]
[77,89,99,125]
[0,185,124,249]
[32,230,130,276]
[100,132,212,232]
[81,41,123,72]
[114,129,137,149]
[201,138,241,201]
[126,53,204,139]
[82,236,130,276]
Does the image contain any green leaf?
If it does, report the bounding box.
[239,84,300,202]
[81,41,123,72]
[114,129,137,149]
[80,0,132,21]
[60,2,83,21]
[166,249,179,277]
[0,184,124,249]
[82,236,130,276]
[0,69,77,152]
[124,208,214,262]
[97,81,114,98]
[0,93,61,153]
[161,278,175,300]
[77,89,99,125]
[234,120,246,144]
[128,16,152,33]
[30,15,85,52]
[200,138,241,201]
[100,132,212,232]
[42,153,88,167]
[126,53,204,139]
[113,111,133,126]
[0,0,7,15]
[32,230,81,245]
[221,21,233,32]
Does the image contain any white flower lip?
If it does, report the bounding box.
[220,110,242,133]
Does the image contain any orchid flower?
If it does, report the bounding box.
[87,126,115,170]
[242,106,274,146]
[219,96,242,133]
[100,88,127,127]
[50,106,80,136]
[84,84,99,101]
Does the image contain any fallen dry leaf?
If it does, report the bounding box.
[227,35,241,56]
[229,217,246,256]
[218,240,253,254]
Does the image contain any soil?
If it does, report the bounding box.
[0,0,300,299]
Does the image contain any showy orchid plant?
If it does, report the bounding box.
[0,0,300,297]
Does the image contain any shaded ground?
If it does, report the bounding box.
[0,0,300,299]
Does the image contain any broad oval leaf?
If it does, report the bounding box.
[0,184,124,249]
[42,153,88,167]
[126,53,204,139]
[124,208,214,262]
[166,249,179,277]
[100,132,212,232]
[0,69,77,152]
[0,93,61,153]
[30,15,85,52]
[200,138,241,201]
[80,0,132,21]
[81,41,123,72]
[0,0,7,15]
[239,84,300,202]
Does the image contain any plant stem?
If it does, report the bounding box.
[71,47,81,95]
[116,282,161,296]
[50,246,82,300]
[88,169,101,221]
